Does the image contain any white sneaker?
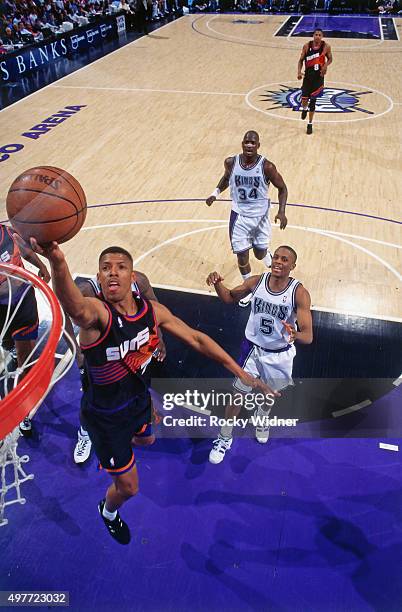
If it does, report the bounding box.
[74,430,92,464]
[255,416,269,444]
[254,409,271,444]
[239,293,252,308]
[209,435,232,464]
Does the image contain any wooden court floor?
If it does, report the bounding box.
[0,15,401,321]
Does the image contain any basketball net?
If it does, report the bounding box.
[0,263,76,526]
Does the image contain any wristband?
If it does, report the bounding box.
[211,188,220,198]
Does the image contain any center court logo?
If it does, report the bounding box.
[259,85,374,114]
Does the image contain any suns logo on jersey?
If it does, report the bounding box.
[0,251,11,262]
[260,86,374,114]
[106,327,150,361]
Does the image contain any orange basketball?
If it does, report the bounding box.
[6,166,87,245]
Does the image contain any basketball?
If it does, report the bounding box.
[6,166,87,245]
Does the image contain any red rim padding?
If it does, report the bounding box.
[0,264,62,439]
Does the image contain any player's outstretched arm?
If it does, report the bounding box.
[206,157,234,206]
[28,238,107,330]
[152,301,280,396]
[206,272,260,303]
[293,285,313,344]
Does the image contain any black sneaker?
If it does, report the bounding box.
[307,124,313,135]
[19,417,33,438]
[301,109,308,120]
[98,499,131,545]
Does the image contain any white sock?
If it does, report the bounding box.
[102,504,117,521]
[220,422,233,438]
[79,427,89,438]
[241,272,251,280]
[256,406,272,418]
[263,253,272,268]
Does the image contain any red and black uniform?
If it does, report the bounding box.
[301,40,326,99]
[80,293,159,474]
[0,224,38,341]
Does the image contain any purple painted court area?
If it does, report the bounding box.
[1,368,402,611]
[292,16,381,39]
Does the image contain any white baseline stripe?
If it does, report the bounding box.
[379,443,399,451]
[332,399,372,418]
[393,374,402,386]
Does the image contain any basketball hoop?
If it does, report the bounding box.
[0,263,76,526]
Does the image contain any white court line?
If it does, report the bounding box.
[332,399,372,418]
[0,17,184,113]
[272,16,293,37]
[392,18,400,41]
[80,218,401,319]
[131,224,227,266]
[287,16,303,39]
[393,374,402,386]
[89,221,402,281]
[379,443,399,451]
[316,230,401,281]
[82,218,402,250]
[51,84,245,96]
[204,14,387,51]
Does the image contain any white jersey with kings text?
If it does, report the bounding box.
[230,154,270,217]
[245,273,300,350]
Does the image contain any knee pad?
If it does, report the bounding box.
[309,98,316,112]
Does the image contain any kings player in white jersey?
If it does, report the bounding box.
[206,131,288,306]
[206,245,313,464]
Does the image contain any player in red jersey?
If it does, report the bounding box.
[297,28,333,135]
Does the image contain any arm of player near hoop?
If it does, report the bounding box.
[28,239,108,332]
[264,160,288,230]
[293,285,313,344]
[135,270,166,361]
[151,301,280,397]
[12,232,51,283]
[206,157,234,206]
[206,272,260,303]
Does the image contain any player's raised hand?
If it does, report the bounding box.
[28,237,65,264]
[282,321,296,343]
[206,195,216,207]
[274,211,288,230]
[206,271,224,286]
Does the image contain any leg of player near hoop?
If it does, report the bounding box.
[62,278,97,464]
[10,288,40,437]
